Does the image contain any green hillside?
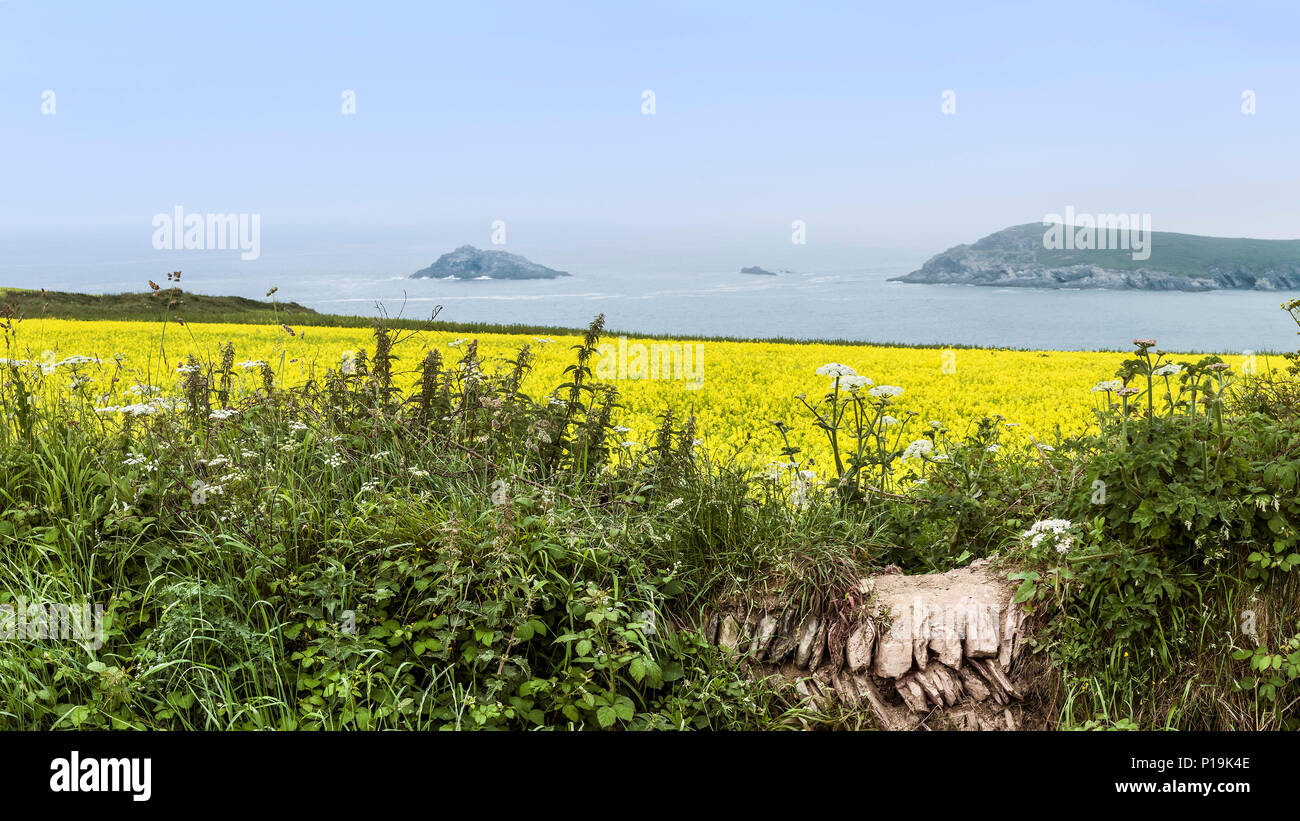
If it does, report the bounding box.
[991,223,1300,275]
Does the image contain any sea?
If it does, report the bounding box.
[2,230,1297,355]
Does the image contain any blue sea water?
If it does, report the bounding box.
[2,231,1297,354]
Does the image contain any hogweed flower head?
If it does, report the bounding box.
[815,363,857,379]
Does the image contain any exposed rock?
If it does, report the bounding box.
[845,620,875,673]
[411,245,569,280]
[702,561,1030,729]
[895,676,928,713]
[717,615,743,654]
[806,622,827,671]
[851,672,911,731]
[874,609,914,679]
[793,614,823,669]
[911,669,944,707]
[767,609,800,663]
[831,669,858,702]
[957,666,992,702]
[913,603,931,670]
[749,615,778,659]
[971,657,1022,700]
[963,599,1001,658]
[928,663,963,706]
[743,610,762,651]
[890,223,1300,292]
[740,266,777,276]
[929,614,964,669]
[999,597,1024,670]
[703,613,720,645]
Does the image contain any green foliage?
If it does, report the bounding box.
[5,307,1300,732]
[1233,626,1300,724]
[1008,335,1300,730]
[0,315,798,730]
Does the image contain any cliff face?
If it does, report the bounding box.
[411,246,570,280]
[892,224,1300,291]
[897,260,1300,291]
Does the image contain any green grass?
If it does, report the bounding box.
[2,312,1299,731]
[0,287,325,325]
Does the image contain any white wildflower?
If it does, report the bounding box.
[902,439,934,461]
[815,363,857,379]
[840,374,873,393]
[1022,519,1075,554]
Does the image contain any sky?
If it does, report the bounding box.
[2,0,1299,268]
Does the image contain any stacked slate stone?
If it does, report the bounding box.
[701,561,1030,730]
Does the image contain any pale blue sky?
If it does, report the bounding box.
[2,0,1298,263]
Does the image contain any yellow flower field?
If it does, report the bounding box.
[3,319,1268,470]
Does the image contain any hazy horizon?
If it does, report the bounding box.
[5,0,1300,353]
[4,0,1299,265]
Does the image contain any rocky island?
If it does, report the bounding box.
[740,266,778,276]
[411,245,570,280]
[892,223,1300,291]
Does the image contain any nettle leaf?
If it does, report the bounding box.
[613,696,635,720]
[596,706,617,728]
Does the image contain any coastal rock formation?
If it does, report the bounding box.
[702,560,1033,730]
[740,266,778,276]
[411,245,570,280]
[892,223,1300,291]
